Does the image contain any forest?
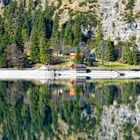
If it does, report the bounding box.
[0,0,140,68]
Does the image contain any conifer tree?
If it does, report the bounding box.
[76,47,81,64]
[39,34,50,64]
[73,19,82,47]
[38,13,51,64]
[64,22,73,46]
[133,45,138,65]
[105,39,115,61]
[30,25,40,63]
[0,53,7,68]
[125,44,133,65]
[15,26,24,49]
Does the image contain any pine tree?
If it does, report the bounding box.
[72,19,82,47]
[64,22,73,46]
[39,34,50,64]
[28,0,33,12]
[15,26,24,49]
[30,25,40,63]
[21,15,31,42]
[95,29,104,64]
[76,47,81,64]
[125,44,133,65]
[38,14,51,64]
[133,46,138,65]
[105,39,115,61]
[0,54,7,68]
[51,15,59,45]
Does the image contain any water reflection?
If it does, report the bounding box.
[0,80,140,139]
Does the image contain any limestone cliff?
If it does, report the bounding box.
[100,0,140,47]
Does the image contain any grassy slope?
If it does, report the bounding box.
[92,59,140,70]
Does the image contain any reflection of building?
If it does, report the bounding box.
[70,88,75,97]
[69,79,87,99]
[49,81,95,103]
[71,64,87,73]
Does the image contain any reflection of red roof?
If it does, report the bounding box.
[70,88,75,97]
[71,80,77,84]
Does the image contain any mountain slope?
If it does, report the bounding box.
[0,0,140,67]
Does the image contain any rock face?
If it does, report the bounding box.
[99,0,140,46]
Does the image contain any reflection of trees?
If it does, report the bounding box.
[0,81,140,139]
[94,84,120,106]
[93,81,140,107]
[4,81,26,106]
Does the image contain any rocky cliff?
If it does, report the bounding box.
[100,0,140,47]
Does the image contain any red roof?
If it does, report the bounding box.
[71,64,86,68]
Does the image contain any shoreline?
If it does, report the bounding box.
[0,68,139,81]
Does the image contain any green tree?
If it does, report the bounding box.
[76,47,81,64]
[39,34,50,64]
[0,54,7,68]
[15,26,24,49]
[126,47,132,65]
[30,24,40,63]
[95,30,106,65]
[72,18,82,47]
[105,39,116,61]
[64,22,73,46]
[133,45,138,65]
[4,1,18,44]
[21,14,31,42]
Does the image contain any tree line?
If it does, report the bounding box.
[0,0,139,68]
[95,31,140,65]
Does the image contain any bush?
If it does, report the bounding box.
[79,2,86,7]
[88,0,97,3]
[0,54,7,68]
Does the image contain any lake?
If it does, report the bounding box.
[0,79,140,140]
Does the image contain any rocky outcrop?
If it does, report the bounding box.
[99,0,140,46]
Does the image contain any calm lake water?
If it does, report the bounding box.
[1,80,140,140]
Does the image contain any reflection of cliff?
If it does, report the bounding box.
[98,101,140,140]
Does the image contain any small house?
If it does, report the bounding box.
[69,47,86,60]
